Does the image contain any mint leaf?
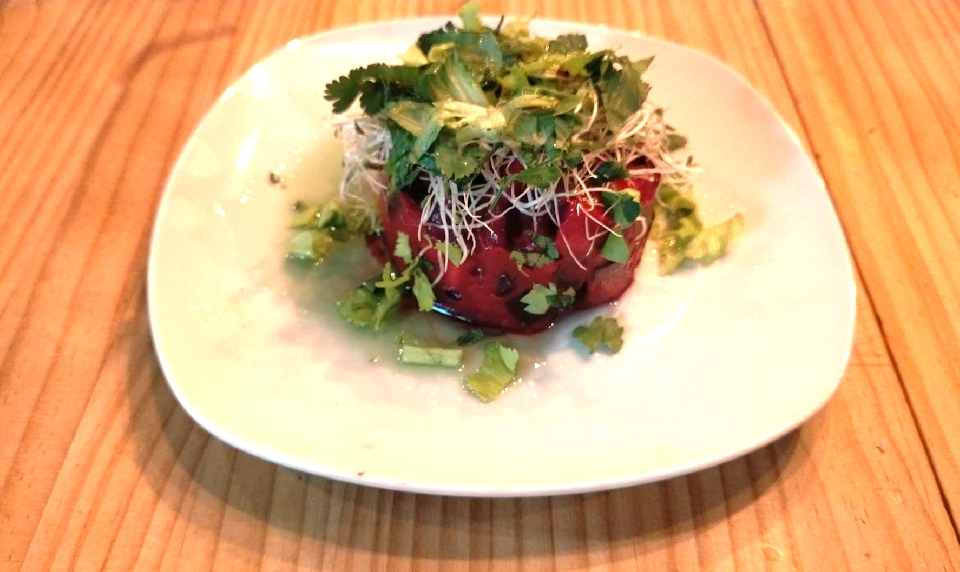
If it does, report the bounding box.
[466,342,519,402]
[573,316,624,353]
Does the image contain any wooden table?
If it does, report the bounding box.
[2,1,959,569]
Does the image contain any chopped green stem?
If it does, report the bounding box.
[399,344,464,367]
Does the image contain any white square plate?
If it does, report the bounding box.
[148,18,855,496]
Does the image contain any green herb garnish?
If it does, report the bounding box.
[399,344,463,367]
[519,283,576,315]
[653,184,744,274]
[573,316,624,353]
[466,342,519,401]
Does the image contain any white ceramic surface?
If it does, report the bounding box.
[147,18,855,496]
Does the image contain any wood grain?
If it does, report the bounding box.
[758,0,960,523]
[0,0,958,569]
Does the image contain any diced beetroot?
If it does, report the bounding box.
[368,170,660,334]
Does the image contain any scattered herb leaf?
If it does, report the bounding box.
[519,282,575,314]
[466,342,519,401]
[573,316,624,353]
[520,283,557,314]
[399,343,463,367]
[411,268,436,311]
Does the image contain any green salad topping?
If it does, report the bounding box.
[283,1,744,401]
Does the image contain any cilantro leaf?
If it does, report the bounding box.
[411,268,436,311]
[324,64,423,115]
[507,162,563,189]
[394,232,414,263]
[425,50,488,105]
[420,131,485,180]
[435,241,465,266]
[597,55,651,132]
[386,101,443,162]
[286,229,334,262]
[573,316,624,353]
[510,232,559,268]
[519,282,575,314]
[466,342,519,402]
[520,283,556,314]
[416,22,461,55]
[510,250,552,268]
[286,201,367,262]
[531,234,560,259]
[324,72,364,114]
[384,123,419,193]
[658,213,745,274]
[337,274,402,329]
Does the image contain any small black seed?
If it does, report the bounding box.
[495,273,514,297]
